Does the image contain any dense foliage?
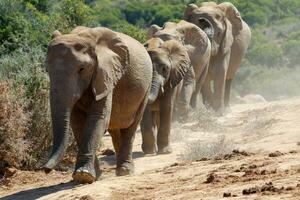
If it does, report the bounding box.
[0,0,300,169]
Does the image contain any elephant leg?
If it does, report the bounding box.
[212,56,230,114]
[73,96,111,184]
[70,106,102,182]
[201,76,213,108]
[224,79,232,108]
[140,105,158,154]
[116,93,148,176]
[115,127,135,176]
[191,62,209,109]
[213,75,226,114]
[109,129,121,158]
[177,67,195,119]
[157,89,175,154]
[190,90,199,109]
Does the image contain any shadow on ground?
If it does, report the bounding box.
[1,181,77,200]
[100,151,146,166]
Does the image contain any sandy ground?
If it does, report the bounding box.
[1,97,300,200]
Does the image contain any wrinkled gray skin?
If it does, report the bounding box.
[43,26,152,184]
[141,39,191,154]
[147,20,211,117]
[184,2,251,113]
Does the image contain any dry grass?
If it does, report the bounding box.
[188,105,226,133]
[241,105,280,136]
[181,135,235,161]
[0,81,30,169]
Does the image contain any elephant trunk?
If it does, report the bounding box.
[148,72,164,104]
[42,89,71,173]
[198,18,214,41]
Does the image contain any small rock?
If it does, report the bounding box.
[79,195,94,200]
[232,149,250,156]
[289,150,297,154]
[223,192,231,197]
[285,186,295,191]
[269,151,284,157]
[205,173,219,183]
[4,167,17,178]
[249,164,257,169]
[196,157,209,162]
[242,186,260,195]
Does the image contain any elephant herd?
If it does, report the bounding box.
[42,2,251,184]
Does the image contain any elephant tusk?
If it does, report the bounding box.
[160,85,164,94]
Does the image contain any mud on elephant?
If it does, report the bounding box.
[147,20,211,117]
[184,2,251,113]
[140,39,191,154]
[43,26,152,184]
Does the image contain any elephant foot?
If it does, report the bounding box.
[94,157,102,181]
[141,143,157,154]
[72,167,95,184]
[157,146,172,154]
[224,106,232,114]
[116,162,134,176]
[73,159,98,184]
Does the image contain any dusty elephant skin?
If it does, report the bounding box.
[140,39,191,154]
[43,26,152,184]
[184,2,251,114]
[146,20,211,117]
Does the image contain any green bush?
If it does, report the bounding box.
[233,64,300,100]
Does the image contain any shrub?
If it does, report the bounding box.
[111,22,147,43]
[0,47,52,168]
[233,64,300,100]
[0,81,30,169]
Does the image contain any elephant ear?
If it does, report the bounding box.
[147,24,162,39]
[177,20,209,56]
[70,26,89,34]
[51,30,61,39]
[183,4,198,21]
[91,28,129,101]
[220,19,234,54]
[162,41,191,88]
[219,2,243,34]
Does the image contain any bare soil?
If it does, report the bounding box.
[1,97,300,200]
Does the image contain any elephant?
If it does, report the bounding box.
[183,2,251,113]
[43,26,152,184]
[140,38,191,154]
[146,20,211,117]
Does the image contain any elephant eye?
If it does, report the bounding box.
[215,14,222,20]
[78,67,85,73]
[162,65,168,76]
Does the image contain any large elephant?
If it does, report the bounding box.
[147,20,211,116]
[141,39,191,154]
[43,26,152,184]
[184,2,251,113]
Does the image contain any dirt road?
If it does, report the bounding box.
[1,97,300,199]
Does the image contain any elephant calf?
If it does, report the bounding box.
[147,20,211,117]
[43,26,152,184]
[141,39,191,154]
